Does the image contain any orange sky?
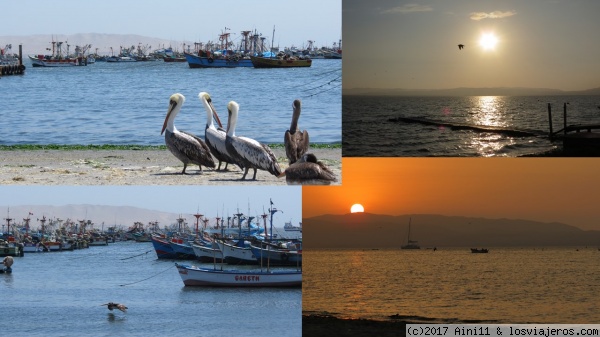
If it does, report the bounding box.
[303,158,600,230]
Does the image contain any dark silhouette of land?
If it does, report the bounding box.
[303,213,600,249]
[343,86,600,97]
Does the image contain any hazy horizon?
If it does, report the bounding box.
[343,0,600,92]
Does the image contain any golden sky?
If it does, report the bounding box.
[303,158,600,230]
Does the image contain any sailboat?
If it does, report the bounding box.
[400,218,420,249]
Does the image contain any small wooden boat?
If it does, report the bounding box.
[151,234,178,259]
[175,263,301,287]
[471,248,489,253]
[250,55,311,68]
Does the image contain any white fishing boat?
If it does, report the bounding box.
[175,263,301,287]
[215,239,258,265]
[191,242,223,262]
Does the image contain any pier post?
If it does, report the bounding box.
[18,44,23,66]
[547,103,553,137]
[563,103,567,135]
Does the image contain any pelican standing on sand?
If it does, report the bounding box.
[101,302,128,312]
[284,99,309,164]
[199,92,237,171]
[225,101,281,180]
[279,153,337,185]
[161,93,215,174]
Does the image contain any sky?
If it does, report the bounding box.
[343,0,600,91]
[3,0,341,50]
[0,186,301,225]
[303,158,600,231]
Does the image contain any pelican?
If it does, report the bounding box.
[279,153,337,185]
[458,44,464,50]
[199,92,237,171]
[101,302,128,312]
[161,93,215,174]
[225,101,282,180]
[284,99,309,164]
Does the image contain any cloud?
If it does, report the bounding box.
[470,10,516,21]
[381,4,433,14]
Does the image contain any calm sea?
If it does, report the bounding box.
[2,59,341,145]
[1,241,301,337]
[303,248,600,324]
[343,95,600,156]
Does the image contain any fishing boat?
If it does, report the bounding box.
[191,242,223,263]
[250,242,302,266]
[29,40,90,67]
[215,239,258,265]
[175,263,301,287]
[169,237,195,259]
[184,51,252,68]
[400,218,420,249]
[151,233,178,259]
[471,248,489,253]
[284,221,302,232]
[249,54,311,68]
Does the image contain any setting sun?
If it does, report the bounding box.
[350,203,365,213]
[479,33,498,50]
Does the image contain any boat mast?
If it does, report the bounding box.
[406,217,412,245]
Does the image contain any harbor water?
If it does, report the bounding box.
[1,241,301,337]
[1,59,341,146]
[343,95,600,156]
[303,248,600,324]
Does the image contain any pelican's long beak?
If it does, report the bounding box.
[208,100,223,129]
[161,100,177,135]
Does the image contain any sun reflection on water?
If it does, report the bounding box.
[469,96,509,127]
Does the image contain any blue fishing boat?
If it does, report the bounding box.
[151,234,177,259]
[184,51,252,68]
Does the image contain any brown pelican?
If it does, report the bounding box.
[101,302,128,312]
[458,44,465,50]
[225,101,282,180]
[199,92,238,171]
[279,153,337,185]
[284,99,309,164]
[161,93,215,174]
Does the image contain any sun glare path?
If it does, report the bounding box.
[350,204,365,213]
[479,33,498,50]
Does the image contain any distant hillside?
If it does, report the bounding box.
[303,213,600,248]
[2,204,186,230]
[343,87,600,97]
[1,33,191,55]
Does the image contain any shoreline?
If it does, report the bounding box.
[303,313,407,337]
[0,147,341,185]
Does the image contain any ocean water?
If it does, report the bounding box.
[343,95,600,156]
[303,248,600,324]
[1,59,341,145]
[1,241,301,337]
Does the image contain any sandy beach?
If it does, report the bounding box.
[0,148,341,185]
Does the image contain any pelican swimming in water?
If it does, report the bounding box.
[225,101,281,180]
[279,153,337,185]
[101,302,128,312]
[199,92,237,171]
[284,99,309,164]
[161,93,215,174]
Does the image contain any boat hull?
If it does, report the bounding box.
[250,56,312,68]
[151,235,178,259]
[176,264,301,287]
[184,52,252,68]
[216,240,258,265]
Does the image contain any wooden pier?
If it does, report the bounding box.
[0,44,25,77]
[548,103,600,154]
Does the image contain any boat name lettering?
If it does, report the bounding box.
[179,270,188,275]
[235,275,260,282]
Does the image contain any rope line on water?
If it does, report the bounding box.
[120,250,152,261]
[119,264,176,287]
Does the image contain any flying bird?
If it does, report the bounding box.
[284,99,309,164]
[199,92,238,171]
[458,44,464,50]
[225,101,282,180]
[102,302,128,312]
[161,93,216,174]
